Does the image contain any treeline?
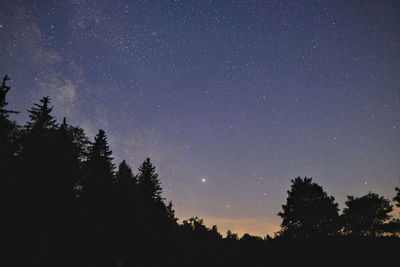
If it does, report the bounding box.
[1,75,400,266]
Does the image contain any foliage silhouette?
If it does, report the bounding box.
[137,157,163,201]
[2,74,400,266]
[342,192,393,237]
[0,75,19,118]
[1,75,21,266]
[277,177,340,239]
[226,230,239,240]
[25,96,57,131]
[394,187,400,208]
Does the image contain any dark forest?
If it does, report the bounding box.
[2,75,400,266]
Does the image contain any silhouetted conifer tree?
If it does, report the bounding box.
[137,158,162,201]
[0,75,20,265]
[79,129,116,266]
[0,75,19,182]
[19,96,82,264]
[166,201,177,223]
[0,75,19,118]
[278,177,340,239]
[25,96,57,131]
[342,192,393,237]
[116,160,136,187]
[84,129,115,194]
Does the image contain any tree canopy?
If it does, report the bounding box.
[278,177,340,239]
[342,192,393,237]
[25,96,57,131]
[137,157,162,201]
[394,187,400,208]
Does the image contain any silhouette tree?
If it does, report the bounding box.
[0,75,19,182]
[342,192,393,237]
[0,75,20,265]
[137,157,162,201]
[394,187,400,208]
[18,97,85,265]
[166,201,178,223]
[25,96,57,131]
[226,230,239,240]
[181,217,221,241]
[61,124,90,199]
[0,75,19,118]
[79,129,116,266]
[84,129,115,195]
[116,160,136,187]
[278,177,340,239]
[240,233,263,242]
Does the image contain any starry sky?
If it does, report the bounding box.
[1,0,399,237]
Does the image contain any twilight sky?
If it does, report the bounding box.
[1,0,399,236]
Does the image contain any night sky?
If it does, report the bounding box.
[1,0,399,236]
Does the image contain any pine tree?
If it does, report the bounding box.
[116,160,136,187]
[0,75,20,265]
[137,158,162,201]
[80,129,116,265]
[84,129,115,195]
[0,75,19,181]
[26,96,57,132]
[0,75,19,119]
[56,118,83,196]
[166,201,177,223]
[19,99,82,264]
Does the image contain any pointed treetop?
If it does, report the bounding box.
[85,129,115,189]
[0,75,10,108]
[26,96,57,131]
[0,75,19,119]
[89,129,114,161]
[60,117,68,130]
[116,159,136,186]
[138,157,162,201]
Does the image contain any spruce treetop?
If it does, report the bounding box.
[0,75,19,119]
[26,96,57,131]
[137,157,162,201]
[116,160,136,186]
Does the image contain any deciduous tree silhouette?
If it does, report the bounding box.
[342,192,393,237]
[277,177,340,239]
[226,230,238,240]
